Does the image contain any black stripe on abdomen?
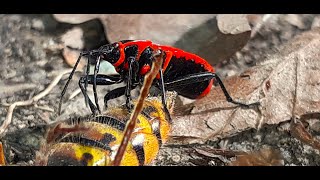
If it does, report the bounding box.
[59,135,111,152]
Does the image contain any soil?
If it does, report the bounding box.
[0,14,319,166]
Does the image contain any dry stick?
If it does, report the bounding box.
[34,104,55,112]
[0,142,5,165]
[113,51,164,166]
[0,69,76,137]
[68,88,82,100]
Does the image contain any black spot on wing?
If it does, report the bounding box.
[163,56,206,82]
[163,56,211,99]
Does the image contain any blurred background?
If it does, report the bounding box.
[0,14,319,166]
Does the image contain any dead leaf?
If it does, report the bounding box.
[229,147,284,166]
[285,14,307,29]
[194,147,244,158]
[175,14,251,65]
[170,28,320,144]
[290,117,320,151]
[53,14,251,65]
[62,47,86,69]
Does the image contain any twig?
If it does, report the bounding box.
[37,112,51,124]
[0,69,76,137]
[34,104,55,112]
[113,50,164,166]
[0,103,10,107]
[68,88,82,100]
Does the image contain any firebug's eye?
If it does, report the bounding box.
[100,53,108,60]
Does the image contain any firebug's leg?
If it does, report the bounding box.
[59,51,88,115]
[84,57,90,108]
[93,55,101,114]
[104,87,126,109]
[125,57,139,110]
[213,73,260,108]
[79,77,98,115]
[164,72,215,88]
[153,49,173,122]
[79,74,123,114]
[158,68,172,123]
[164,72,259,108]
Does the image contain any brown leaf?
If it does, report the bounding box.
[194,147,244,158]
[175,14,251,65]
[55,14,251,65]
[229,147,284,166]
[103,14,248,65]
[284,14,307,29]
[170,28,320,143]
[62,47,86,69]
[100,15,215,45]
[54,14,215,46]
[290,117,320,151]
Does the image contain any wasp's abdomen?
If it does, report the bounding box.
[45,97,172,166]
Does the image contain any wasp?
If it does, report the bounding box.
[0,93,176,166]
[0,92,176,166]
[58,40,259,118]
